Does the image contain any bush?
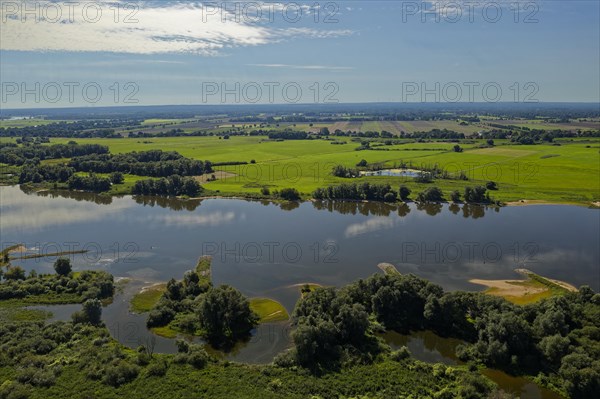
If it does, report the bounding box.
[110,172,124,184]
[187,345,210,369]
[390,346,411,361]
[414,171,433,183]
[103,360,139,387]
[146,305,175,328]
[450,190,461,202]
[416,187,444,202]
[278,188,301,201]
[399,185,411,201]
[4,266,26,281]
[383,192,397,202]
[146,360,168,377]
[72,299,102,325]
[486,181,498,190]
[464,186,490,203]
[261,186,270,196]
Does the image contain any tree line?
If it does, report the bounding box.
[68,150,213,178]
[0,143,109,166]
[132,175,202,197]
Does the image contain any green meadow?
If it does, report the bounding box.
[43,136,600,205]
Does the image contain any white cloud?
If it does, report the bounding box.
[0,1,352,55]
[345,217,397,237]
[248,63,354,71]
[145,211,236,227]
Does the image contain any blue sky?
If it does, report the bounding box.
[1,1,599,108]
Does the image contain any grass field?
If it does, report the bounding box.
[42,135,599,205]
[130,284,167,313]
[249,298,290,323]
[471,270,576,305]
[0,118,60,128]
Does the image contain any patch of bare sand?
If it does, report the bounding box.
[470,279,546,297]
[9,245,27,253]
[505,199,553,206]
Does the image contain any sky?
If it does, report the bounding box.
[1,0,599,108]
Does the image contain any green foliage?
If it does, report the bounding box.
[110,172,125,184]
[198,285,259,347]
[416,187,444,202]
[399,185,411,201]
[132,175,201,197]
[0,270,114,302]
[450,190,461,202]
[313,182,397,202]
[53,257,71,276]
[278,188,301,201]
[72,299,103,325]
[332,165,360,178]
[3,266,25,281]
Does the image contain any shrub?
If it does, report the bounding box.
[414,171,433,183]
[110,172,124,184]
[278,188,301,201]
[147,306,175,328]
[450,190,461,202]
[261,186,270,196]
[390,346,411,361]
[4,266,26,281]
[416,187,444,202]
[399,185,411,201]
[464,186,490,203]
[187,345,210,369]
[146,360,168,377]
[486,181,498,190]
[383,192,397,202]
[103,360,139,387]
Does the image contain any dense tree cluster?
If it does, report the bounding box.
[68,174,112,192]
[331,165,360,178]
[464,186,491,203]
[0,263,114,302]
[19,164,75,184]
[267,131,309,140]
[276,187,301,201]
[411,129,466,139]
[132,175,202,197]
[313,182,397,202]
[146,261,257,347]
[197,286,258,347]
[0,143,109,166]
[285,273,600,398]
[69,150,212,178]
[0,119,141,138]
[416,187,445,202]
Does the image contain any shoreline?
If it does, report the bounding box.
[2,184,598,208]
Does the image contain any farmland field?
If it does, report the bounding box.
[44,136,600,205]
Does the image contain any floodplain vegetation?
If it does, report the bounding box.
[1,254,598,399]
[1,121,598,206]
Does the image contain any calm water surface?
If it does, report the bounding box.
[1,186,598,397]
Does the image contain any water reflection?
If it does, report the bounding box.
[312,200,404,217]
[382,330,565,399]
[134,195,203,211]
[34,188,114,205]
